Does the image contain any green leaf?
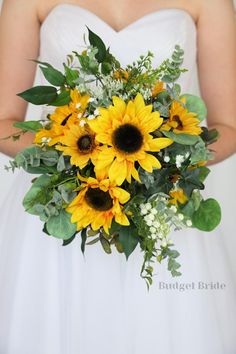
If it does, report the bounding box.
[100,236,112,254]
[113,236,124,253]
[13,120,43,133]
[62,233,77,246]
[64,64,79,87]
[162,131,200,145]
[179,169,204,197]
[87,27,107,62]
[192,198,221,231]
[58,183,77,204]
[198,166,210,182]
[39,66,65,86]
[146,168,173,196]
[23,165,58,174]
[190,140,212,164]
[181,200,195,218]
[166,247,182,277]
[86,236,100,245]
[191,190,203,210]
[81,228,87,254]
[109,220,121,235]
[23,175,52,212]
[30,59,52,67]
[118,225,139,260]
[181,94,207,121]
[200,127,220,145]
[155,90,172,105]
[50,90,71,106]
[40,150,59,166]
[57,154,66,172]
[101,62,112,75]
[17,86,58,105]
[46,209,77,239]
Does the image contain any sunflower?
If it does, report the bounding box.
[89,93,173,185]
[66,175,130,233]
[169,188,188,206]
[161,98,202,136]
[34,89,90,146]
[151,81,166,98]
[50,89,90,125]
[34,124,66,146]
[55,123,101,169]
[113,68,129,82]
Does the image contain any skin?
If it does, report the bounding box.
[0,0,236,164]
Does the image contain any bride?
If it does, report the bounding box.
[0,0,236,353]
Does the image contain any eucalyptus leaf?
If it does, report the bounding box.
[198,166,210,182]
[162,131,200,145]
[180,200,195,218]
[41,150,59,166]
[181,94,207,121]
[23,175,52,212]
[57,154,66,172]
[23,165,58,174]
[46,209,77,239]
[63,233,77,246]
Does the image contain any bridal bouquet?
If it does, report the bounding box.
[7,28,221,287]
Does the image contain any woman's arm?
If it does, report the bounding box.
[197,0,236,164]
[0,0,40,157]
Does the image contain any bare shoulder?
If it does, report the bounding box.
[1,0,39,18]
[197,0,235,21]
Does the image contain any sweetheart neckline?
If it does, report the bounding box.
[40,3,197,34]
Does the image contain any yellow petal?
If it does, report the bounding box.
[139,154,161,172]
[109,159,127,185]
[125,101,135,118]
[115,212,130,226]
[112,187,130,204]
[140,112,163,133]
[147,138,173,151]
[96,148,115,169]
[131,165,141,183]
[112,96,126,115]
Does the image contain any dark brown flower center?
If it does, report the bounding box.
[112,123,143,153]
[172,115,183,129]
[77,134,94,153]
[85,188,113,211]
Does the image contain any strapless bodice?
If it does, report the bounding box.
[38,4,198,94]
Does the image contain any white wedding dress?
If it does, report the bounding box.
[0,5,236,354]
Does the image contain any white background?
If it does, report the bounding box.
[0,0,236,204]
